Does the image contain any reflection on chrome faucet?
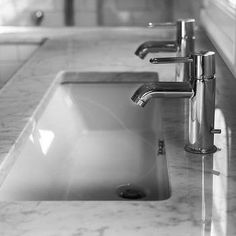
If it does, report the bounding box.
[131,51,221,154]
[135,19,195,82]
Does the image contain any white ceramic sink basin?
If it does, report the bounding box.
[0,72,170,201]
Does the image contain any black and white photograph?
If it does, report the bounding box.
[0,0,235,235]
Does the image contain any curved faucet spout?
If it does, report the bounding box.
[131,82,193,107]
[135,41,177,59]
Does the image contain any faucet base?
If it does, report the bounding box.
[184,145,217,154]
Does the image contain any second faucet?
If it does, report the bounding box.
[135,18,195,82]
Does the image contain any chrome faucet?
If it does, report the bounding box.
[131,51,221,154]
[135,19,195,82]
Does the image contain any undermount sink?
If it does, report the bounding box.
[0,72,171,201]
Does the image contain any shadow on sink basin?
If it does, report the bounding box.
[0,71,171,201]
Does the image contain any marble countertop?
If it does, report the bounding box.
[0,27,236,236]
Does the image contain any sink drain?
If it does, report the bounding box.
[116,184,146,200]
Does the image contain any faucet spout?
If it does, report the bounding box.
[135,41,177,59]
[131,82,193,107]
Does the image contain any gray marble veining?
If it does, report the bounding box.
[0,27,235,235]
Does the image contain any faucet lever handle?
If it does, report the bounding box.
[150,57,193,64]
[150,51,216,81]
[148,22,176,28]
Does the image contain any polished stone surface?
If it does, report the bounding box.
[0,27,235,235]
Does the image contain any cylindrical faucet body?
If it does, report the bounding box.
[185,51,217,154]
[187,77,216,153]
[175,19,195,82]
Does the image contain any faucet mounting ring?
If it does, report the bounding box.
[184,145,217,154]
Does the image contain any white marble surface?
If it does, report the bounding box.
[0,27,235,236]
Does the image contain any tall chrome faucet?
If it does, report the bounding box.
[131,51,221,154]
[135,19,195,82]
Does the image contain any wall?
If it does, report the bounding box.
[201,0,236,77]
[173,0,203,23]
[0,0,64,26]
[99,0,173,26]
[0,0,202,27]
[0,0,98,27]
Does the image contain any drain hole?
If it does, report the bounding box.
[116,184,146,200]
